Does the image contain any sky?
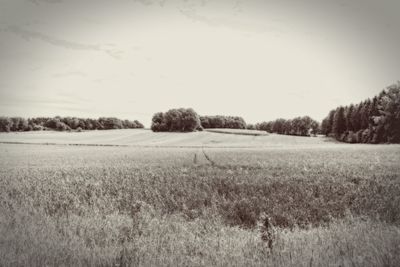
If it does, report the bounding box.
[0,0,399,127]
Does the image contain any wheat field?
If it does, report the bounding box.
[1,130,400,266]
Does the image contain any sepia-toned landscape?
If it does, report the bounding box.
[1,0,400,266]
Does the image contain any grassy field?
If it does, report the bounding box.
[204,128,269,136]
[0,128,333,147]
[0,130,400,266]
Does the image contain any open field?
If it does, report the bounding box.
[1,131,400,266]
[204,128,269,136]
[1,128,335,148]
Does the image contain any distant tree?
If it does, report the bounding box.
[10,117,21,131]
[180,108,201,132]
[164,109,183,131]
[17,118,29,131]
[284,119,292,135]
[45,118,70,131]
[272,119,286,134]
[351,104,362,132]
[134,120,144,129]
[212,116,225,128]
[333,107,346,137]
[0,117,12,132]
[327,110,335,135]
[360,100,371,130]
[99,117,123,130]
[92,119,103,130]
[200,116,210,128]
[246,124,255,130]
[84,118,94,130]
[379,83,400,142]
[310,120,319,136]
[345,105,354,131]
[151,112,167,132]
[78,119,86,130]
[320,118,329,135]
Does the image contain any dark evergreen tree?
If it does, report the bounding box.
[345,105,354,131]
[333,107,345,137]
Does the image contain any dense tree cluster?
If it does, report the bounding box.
[0,116,144,132]
[151,108,201,132]
[321,83,400,143]
[255,116,319,136]
[199,115,247,129]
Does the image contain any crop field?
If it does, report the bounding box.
[0,129,333,147]
[204,128,269,136]
[1,131,400,266]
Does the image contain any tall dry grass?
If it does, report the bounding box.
[0,143,399,266]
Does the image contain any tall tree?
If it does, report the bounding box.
[345,104,355,131]
[333,107,345,136]
[379,84,400,142]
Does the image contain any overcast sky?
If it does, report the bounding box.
[0,0,399,126]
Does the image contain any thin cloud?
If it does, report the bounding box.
[4,25,122,59]
[179,4,282,34]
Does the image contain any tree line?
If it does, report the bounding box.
[2,82,398,143]
[150,108,319,137]
[150,108,248,132]
[255,116,319,136]
[321,82,400,143]
[200,116,246,129]
[0,116,144,132]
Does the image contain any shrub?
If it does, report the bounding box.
[0,116,12,132]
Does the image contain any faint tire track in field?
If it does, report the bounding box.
[202,147,216,166]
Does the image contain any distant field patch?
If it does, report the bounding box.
[205,128,268,136]
[0,129,335,148]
